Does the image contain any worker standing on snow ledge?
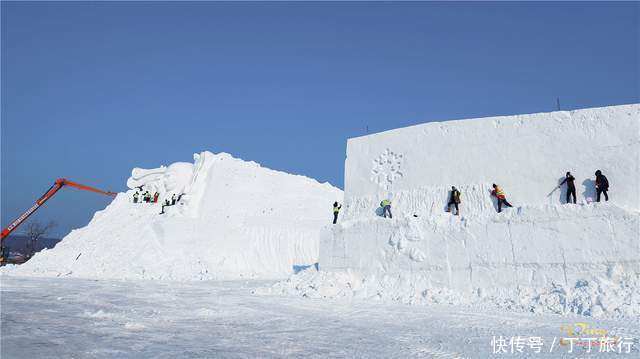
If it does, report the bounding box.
[558,172,577,204]
[153,192,160,203]
[160,199,170,214]
[491,184,513,213]
[595,170,609,202]
[446,186,461,215]
[133,192,139,203]
[332,202,342,224]
[171,194,176,205]
[380,200,392,219]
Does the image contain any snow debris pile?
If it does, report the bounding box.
[262,104,640,318]
[3,152,342,280]
[260,267,640,318]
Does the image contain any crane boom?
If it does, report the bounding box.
[0,178,117,241]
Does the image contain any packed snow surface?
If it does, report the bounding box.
[2,276,639,358]
[3,152,342,280]
[272,104,640,318]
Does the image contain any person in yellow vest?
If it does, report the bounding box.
[332,202,342,224]
[447,186,461,215]
[491,184,513,213]
[380,199,392,219]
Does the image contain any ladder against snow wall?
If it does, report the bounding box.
[321,104,640,290]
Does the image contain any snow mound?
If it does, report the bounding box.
[3,151,342,280]
[265,104,640,317]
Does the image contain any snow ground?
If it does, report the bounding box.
[2,276,639,358]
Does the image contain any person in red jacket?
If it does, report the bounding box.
[491,184,513,213]
[153,192,160,203]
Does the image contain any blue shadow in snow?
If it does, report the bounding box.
[582,178,597,203]
[293,263,319,274]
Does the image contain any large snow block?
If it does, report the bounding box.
[322,205,639,291]
[343,104,639,218]
[325,104,640,292]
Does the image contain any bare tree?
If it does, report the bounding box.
[24,221,57,259]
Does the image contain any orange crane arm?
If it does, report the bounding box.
[0,178,117,241]
[61,179,117,197]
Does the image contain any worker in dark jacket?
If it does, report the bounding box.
[559,172,577,204]
[447,186,461,215]
[160,199,170,214]
[380,199,392,219]
[133,191,139,203]
[491,184,513,213]
[332,202,342,224]
[171,194,176,205]
[595,170,609,202]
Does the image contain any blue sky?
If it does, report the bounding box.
[2,2,638,238]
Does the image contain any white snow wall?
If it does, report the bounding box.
[321,104,640,291]
[345,104,639,214]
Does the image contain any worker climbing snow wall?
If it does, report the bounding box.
[3,152,343,280]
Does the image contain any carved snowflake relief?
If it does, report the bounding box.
[370,148,403,191]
